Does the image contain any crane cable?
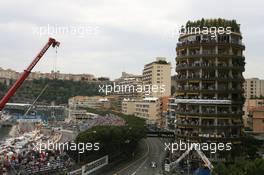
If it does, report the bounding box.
[23,84,49,116]
[53,45,58,79]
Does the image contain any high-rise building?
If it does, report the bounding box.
[169,19,245,161]
[142,57,171,97]
[243,78,264,99]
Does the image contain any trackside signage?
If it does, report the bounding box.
[82,155,109,175]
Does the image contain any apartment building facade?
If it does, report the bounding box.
[243,99,264,128]
[169,19,245,161]
[122,97,161,125]
[142,57,171,98]
[243,78,264,99]
[68,96,111,109]
[248,107,264,133]
[242,78,264,127]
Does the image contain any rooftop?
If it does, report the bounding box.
[184,18,241,33]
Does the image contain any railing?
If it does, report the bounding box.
[177,39,245,47]
[175,109,242,116]
[176,121,243,127]
[176,86,242,92]
[176,52,244,59]
[174,131,241,139]
[175,75,243,81]
[176,63,244,70]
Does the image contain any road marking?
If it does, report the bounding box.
[113,139,150,175]
[131,158,148,175]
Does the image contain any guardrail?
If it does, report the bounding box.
[68,155,109,175]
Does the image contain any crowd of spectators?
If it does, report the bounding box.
[79,114,126,132]
[1,148,72,174]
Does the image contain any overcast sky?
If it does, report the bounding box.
[0,0,263,80]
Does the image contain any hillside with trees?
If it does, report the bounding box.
[0,79,106,105]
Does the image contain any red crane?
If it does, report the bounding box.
[0,38,60,111]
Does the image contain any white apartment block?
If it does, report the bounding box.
[243,78,264,99]
[142,57,171,98]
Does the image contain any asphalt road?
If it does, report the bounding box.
[58,131,168,175]
[113,137,167,175]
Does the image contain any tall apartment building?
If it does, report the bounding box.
[169,19,245,161]
[243,78,264,99]
[122,97,161,125]
[142,57,171,97]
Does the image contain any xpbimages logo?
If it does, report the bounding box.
[98,82,166,95]
[165,140,232,154]
[179,26,232,38]
[33,141,100,154]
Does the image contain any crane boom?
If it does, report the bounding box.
[196,148,214,170]
[0,38,60,111]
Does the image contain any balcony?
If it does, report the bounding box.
[176,86,200,92]
[176,85,243,93]
[176,62,244,71]
[176,52,244,60]
[175,109,200,116]
[176,39,245,49]
[175,108,243,117]
[174,130,241,141]
[176,119,243,128]
[175,74,244,82]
